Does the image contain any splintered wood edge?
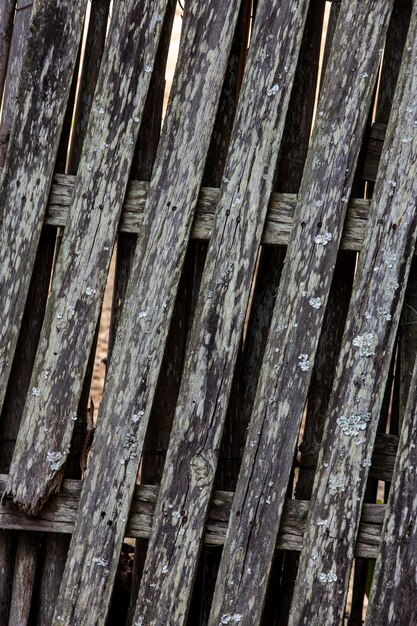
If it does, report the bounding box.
[0,474,384,558]
[44,173,374,251]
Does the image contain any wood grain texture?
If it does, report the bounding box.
[132,0,312,623]
[6,0,170,515]
[208,2,394,624]
[365,357,417,625]
[0,474,387,560]
[0,0,86,410]
[21,173,375,251]
[7,531,40,626]
[51,2,242,623]
[0,0,16,111]
[289,8,417,624]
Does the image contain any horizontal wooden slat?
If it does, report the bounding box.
[0,474,384,559]
[42,173,370,250]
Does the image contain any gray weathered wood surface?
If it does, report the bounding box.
[0,474,386,560]
[132,0,311,622]
[0,0,86,410]
[51,2,242,623]
[6,0,170,515]
[289,7,417,624]
[365,355,417,625]
[208,2,393,624]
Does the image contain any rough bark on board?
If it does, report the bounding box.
[0,474,387,560]
[0,0,16,108]
[365,356,417,625]
[0,0,86,407]
[131,1,312,623]
[42,175,378,251]
[288,10,417,625]
[6,0,171,514]
[209,2,393,624]
[52,2,242,623]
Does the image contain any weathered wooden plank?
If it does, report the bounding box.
[131,1,312,623]
[0,0,87,408]
[0,475,386,559]
[365,358,417,625]
[6,0,171,514]
[0,0,16,126]
[288,8,417,624]
[34,174,376,250]
[51,2,242,623]
[208,2,394,624]
[7,532,39,626]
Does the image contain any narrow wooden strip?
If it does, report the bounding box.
[7,532,39,626]
[0,475,385,559]
[208,3,394,625]
[132,1,312,623]
[0,0,87,407]
[52,2,242,623]
[6,0,170,514]
[365,359,417,625]
[0,0,16,105]
[289,10,417,625]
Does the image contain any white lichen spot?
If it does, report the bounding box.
[352,333,375,357]
[56,312,63,320]
[317,518,330,527]
[319,571,338,583]
[144,65,153,73]
[133,116,140,123]
[47,450,65,471]
[92,556,108,568]
[309,297,322,309]
[314,232,332,245]
[385,253,398,269]
[161,564,169,574]
[388,180,397,196]
[85,287,96,296]
[341,195,348,203]
[32,387,41,397]
[361,458,372,467]
[365,311,372,320]
[266,84,279,96]
[123,433,137,448]
[402,136,413,144]
[298,354,310,372]
[220,614,242,624]
[359,71,369,79]
[329,475,346,492]
[172,510,181,519]
[337,411,371,436]
[68,305,75,316]
[131,411,144,423]
[377,307,392,321]
[71,413,78,421]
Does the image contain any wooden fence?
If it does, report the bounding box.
[0,0,417,624]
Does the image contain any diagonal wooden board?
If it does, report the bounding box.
[131,0,312,623]
[289,8,417,625]
[6,0,170,514]
[51,2,243,623]
[208,2,395,624]
[0,0,87,408]
[365,355,417,625]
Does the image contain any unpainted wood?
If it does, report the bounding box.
[52,2,242,623]
[6,0,170,515]
[0,474,386,560]
[7,531,39,626]
[208,2,393,624]
[365,355,417,625]
[0,0,15,101]
[0,0,87,413]
[289,9,417,624]
[132,0,312,623]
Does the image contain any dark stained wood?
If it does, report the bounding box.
[208,2,394,624]
[6,0,171,515]
[51,2,243,623]
[289,9,417,623]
